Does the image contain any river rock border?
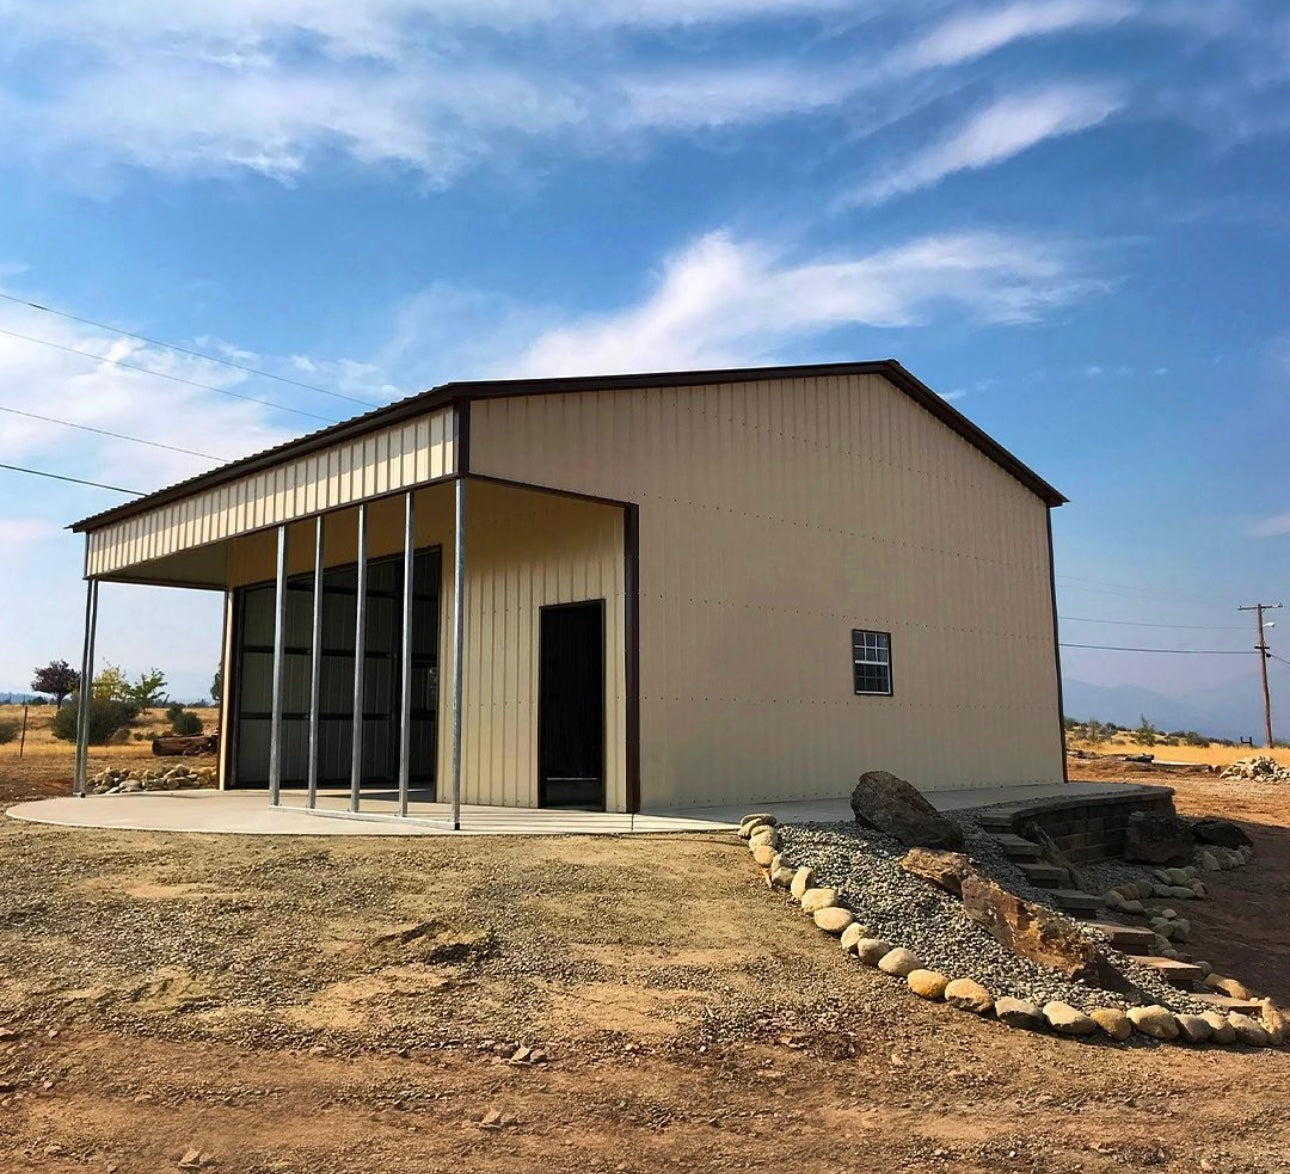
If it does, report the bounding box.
[737,813,1287,1050]
[86,763,217,794]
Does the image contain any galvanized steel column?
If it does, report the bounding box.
[306,514,324,810]
[398,490,415,818]
[450,477,466,831]
[349,503,368,813]
[73,577,99,798]
[267,524,288,807]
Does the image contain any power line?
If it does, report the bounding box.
[1059,643,1255,655]
[0,326,338,425]
[0,290,382,408]
[1058,614,1246,631]
[0,404,227,462]
[0,461,142,495]
[1055,575,1227,608]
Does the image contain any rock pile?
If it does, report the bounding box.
[737,812,1285,1050]
[1220,756,1290,783]
[86,764,216,795]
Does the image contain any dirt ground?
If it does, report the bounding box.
[1,749,1287,1174]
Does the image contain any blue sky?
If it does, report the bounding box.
[0,0,1287,733]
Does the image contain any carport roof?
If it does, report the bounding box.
[71,359,1066,534]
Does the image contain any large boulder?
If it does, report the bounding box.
[1191,818,1252,850]
[900,848,975,896]
[1123,810,1196,866]
[850,771,964,850]
[960,873,1137,993]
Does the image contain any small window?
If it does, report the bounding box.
[852,629,892,696]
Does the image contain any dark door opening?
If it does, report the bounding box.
[538,600,605,809]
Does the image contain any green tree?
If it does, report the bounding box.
[1131,714,1159,747]
[93,664,167,710]
[211,666,223,705]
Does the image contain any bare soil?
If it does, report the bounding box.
[0,751,1287,1174]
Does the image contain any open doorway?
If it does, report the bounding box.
[538,600,605,809]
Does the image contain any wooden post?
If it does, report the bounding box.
[18,704,28,758]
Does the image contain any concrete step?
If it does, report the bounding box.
[990,832,1043,860]
[1048,888,1103,914]
[1193,992,1263,1015]
[976,811,1017,831]
[1135,956,1204,987]
[1017,861,1068,888]
[1085,921,1157,955]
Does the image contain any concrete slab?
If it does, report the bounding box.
[6,780,1143,838]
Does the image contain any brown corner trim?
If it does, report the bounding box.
[624,502,641,815]
[456,398,471,476]
[1046,510,1069,784]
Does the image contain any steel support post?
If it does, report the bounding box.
[307,514,325,810]
[450,477,466,831]
[398,491,416,818]
[268,524,288,807]
[73,578,99,797]
[349,503,368,813]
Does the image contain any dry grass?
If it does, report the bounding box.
[1068,735,1290,768]
[0,704,221,761]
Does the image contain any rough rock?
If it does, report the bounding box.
[768,866,795,889]
[789,868,815,900]
[1191,818,1253,850]
[906,969,949,999]
[1123,810,1196,865]
[748,828,779,850]
[995,997,1044,1030]
[899,847,975,896]
[1089,1008,1132,1041]
[959,873,1135,993]
[839,923,866,953]
[751,844,777,868]
[854,938,894,966]
[1043,1002,1097,1036]
[944,979,994,1014]
[812,907,854,934]
[1175,1013,1213,1044]
[1128,1005,1179,1040]
[1260,1001,1287,1046]
[849,771,964,850]
[739,813,777,835]
[1200,851,1221,872]
[1202,1011,1236,1044]
[877,947,922,977]
[1213,977,1252,1000]
[799,887,838,914]
[1228,1013,1269,1047]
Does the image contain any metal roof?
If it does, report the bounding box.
[70,359,1066,533]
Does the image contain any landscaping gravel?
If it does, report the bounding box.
[777,812,1211,1014]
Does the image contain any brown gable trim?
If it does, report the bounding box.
[71,359,1065,533]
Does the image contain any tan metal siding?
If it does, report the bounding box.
[85,407,456,578]
[469,373,1061,805]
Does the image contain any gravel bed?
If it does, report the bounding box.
[777,813,1211,1014]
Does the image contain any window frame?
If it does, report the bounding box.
[851,628,893,697]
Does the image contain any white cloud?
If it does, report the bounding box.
[510,228,1101,376]
[846,84,1123,206]
[1250,511,1290,538]
[0,519,58,549]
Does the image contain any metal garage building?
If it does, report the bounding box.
[69,360,1067,820]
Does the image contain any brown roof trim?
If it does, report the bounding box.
[71,360,1065,532]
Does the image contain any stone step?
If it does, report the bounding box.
[1085,921,1157,955]
[976,811,1017,831]
[1135,956,1204,987]
[990,832,1043,860]
[1193,992,1263,1015]
[1048,888,1103,914]
[1017,861,1068,888]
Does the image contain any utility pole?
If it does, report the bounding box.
[1238,602,1282,748]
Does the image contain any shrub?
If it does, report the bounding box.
[165,702,185,724]
[50,697,136,745]
[0,719,19,745]
[171,711,203,736]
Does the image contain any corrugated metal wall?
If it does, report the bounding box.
[218,479,627,810]
[85,407,456,577]
[469,373,1062,805]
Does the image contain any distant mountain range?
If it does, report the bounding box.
[1062,672,1286,742]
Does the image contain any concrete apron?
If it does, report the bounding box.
[4,781,1135,838]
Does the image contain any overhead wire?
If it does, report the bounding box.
[0,326,338,425]
[1058,615,1246,631]
[0,404,228,462]
[0,290,383,408]
[0,461,142,495]
[1059,643,1256,655]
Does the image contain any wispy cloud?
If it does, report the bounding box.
[844,84,1124,206]
[508,228,1102,376]
[1249,511,1290,538]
